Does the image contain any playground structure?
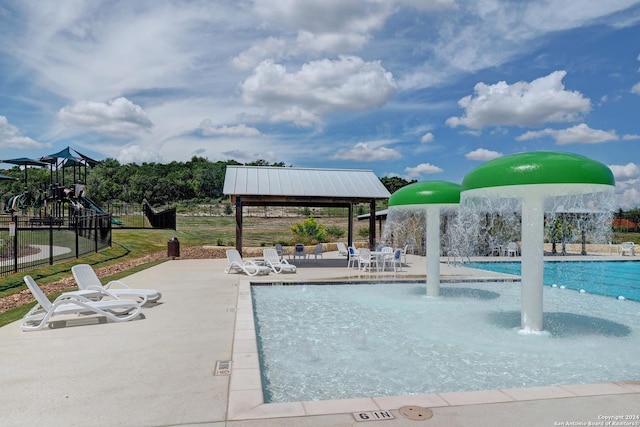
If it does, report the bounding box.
[1,147,175,230]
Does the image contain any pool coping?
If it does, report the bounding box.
[228,279,640,421]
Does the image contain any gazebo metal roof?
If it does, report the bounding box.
[224,166,390,202]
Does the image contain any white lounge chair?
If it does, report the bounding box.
[224,250,271,276]
[21,275,142,331]
[620,242,635,256]
[336,242,348,256]
[263,248,297,273]
[72,264,162,305]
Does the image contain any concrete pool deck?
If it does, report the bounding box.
[0,251,638,426]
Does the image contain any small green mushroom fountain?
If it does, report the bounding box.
[388,181,461,297]
[461,151,615,333]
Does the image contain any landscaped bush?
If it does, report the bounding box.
[325,225,345,240]
[291,216,327,244]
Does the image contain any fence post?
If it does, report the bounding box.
[12,215,18,273]
[49,216,54,265]
[75,213,80,258]
[94,213,99,253]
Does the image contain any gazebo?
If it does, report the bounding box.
[223,166,391,255]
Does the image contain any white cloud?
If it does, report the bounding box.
[632,82,640,95]
[199,120,262,137]
[241,56,396,127]
[231,37,289,70]
[609,162,640,179]
[465,148,503,161]
[235,0,392,65]
[446,71,590,129]
[398,0,458,11]
[623,134,640,140]
[7,2,237,101]
[0,116,44,149]
[615,178,640,209]
[516,124,618,145]
[420,132,435,143]
[251,0,389,35]
[117,144,163,165]
[333,142,401,161]
[58,97,153,136]
[405,162,443,177]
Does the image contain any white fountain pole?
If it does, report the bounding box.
[426,205,441,297]
[520,190,545,332]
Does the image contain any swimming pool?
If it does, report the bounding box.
[252,281,640,403]
[466,260,640,301]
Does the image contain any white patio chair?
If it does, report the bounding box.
[620,242,635,256]
[400,244,409,265]
[336,242,348,256]
[72,264,162,305]
[224,250,271,276]
[506,242,520,257]
[347,246,359,268]
[263,248,297,273]
[389,248,403,272]
[358,248,376,272]
[21,275,142,332]
[311,243,323,261]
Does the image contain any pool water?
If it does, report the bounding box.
[466,260,640,301]
[252,282,640,403]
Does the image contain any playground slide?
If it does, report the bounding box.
[79,196,125,225]
[144,201,176,229]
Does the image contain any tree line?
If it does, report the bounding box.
[1,157,416,207]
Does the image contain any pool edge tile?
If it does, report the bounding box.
[303,397,380,416]
[439,389,514,406]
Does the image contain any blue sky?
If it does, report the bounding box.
[1,0,639,208]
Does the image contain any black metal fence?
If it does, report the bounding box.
[0,212,112,277]
[102,202,176,229]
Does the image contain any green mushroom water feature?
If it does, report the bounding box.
[460,151,616,333]
[387,181,461,297]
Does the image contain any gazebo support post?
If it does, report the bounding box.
[235,197,243,256]
[347,203,354,248]
[369,200,376,249]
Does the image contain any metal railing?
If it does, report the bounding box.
[0,212,112,277]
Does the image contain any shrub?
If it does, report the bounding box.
[325,225,345,240]
[291,216,327,244]
[358,227,369,238]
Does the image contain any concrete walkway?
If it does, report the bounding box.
[0,252,638,426]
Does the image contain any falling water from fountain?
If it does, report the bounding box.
[456,151,616,333]
[384,181,460,297]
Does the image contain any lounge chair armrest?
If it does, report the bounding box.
[52,293,98,304]
[85,285,122,299]
[103,280,132,290]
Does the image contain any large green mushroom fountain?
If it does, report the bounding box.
[461,151,615,333]
[388,181,461,297]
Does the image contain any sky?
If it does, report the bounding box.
[1,0,639,208]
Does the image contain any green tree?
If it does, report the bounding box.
[379,176,416,194]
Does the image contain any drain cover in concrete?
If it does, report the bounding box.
[398,406,433,421]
